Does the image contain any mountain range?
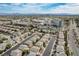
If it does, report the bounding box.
[0,13,79,16]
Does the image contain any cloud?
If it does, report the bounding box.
[48,3,79,14]
[0,3,79,14]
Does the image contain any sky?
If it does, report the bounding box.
[0,3,79,14]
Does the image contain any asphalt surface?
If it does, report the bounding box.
[68,20,79,56]
[43,35,56,56]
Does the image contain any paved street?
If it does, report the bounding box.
[43,35,56,56]
[68,20,79,56]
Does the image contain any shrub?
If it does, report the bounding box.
[32,41,35,45]
[6,44,12,49]
[0,50,3,54]
[43,42,46,47]
[22,49,29,56]
[36,39,39,42]
[2,37,8,41]
[0,39,3,43]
